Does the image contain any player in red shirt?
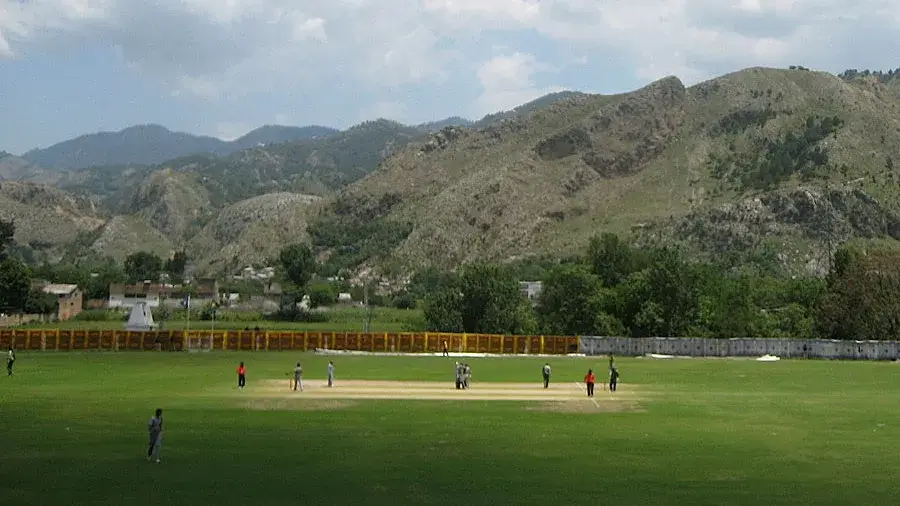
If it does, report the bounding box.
[237,362,246,390]
[584,369,596,397]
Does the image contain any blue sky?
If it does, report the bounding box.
[2,0,899,155]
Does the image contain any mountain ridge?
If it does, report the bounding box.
[20,123,342,170]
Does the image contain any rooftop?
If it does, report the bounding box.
[42,284,79,296]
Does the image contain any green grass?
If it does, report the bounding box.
[2,353,899,505]
[20,306,425,332]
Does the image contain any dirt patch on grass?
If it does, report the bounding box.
[525,399,645,414]
[238,379,645,413]
[243,398,359,411]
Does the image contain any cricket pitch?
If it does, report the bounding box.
[241,380,644,413]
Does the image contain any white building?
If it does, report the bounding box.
[519,281,543,301]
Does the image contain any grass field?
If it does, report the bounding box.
[2,352,899,506]
[20,306,426,332]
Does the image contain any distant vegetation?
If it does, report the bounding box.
[710,114,844,190]
[838,68,900,83]
[307,193,414,276]
[21,124,340,170]
[415,232,900,341]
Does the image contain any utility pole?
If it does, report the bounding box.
[363,280,372,333]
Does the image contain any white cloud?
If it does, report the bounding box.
[2,0,900,109]
[214,121,252,141]
[357,101,410,123]
[474,52,565,116]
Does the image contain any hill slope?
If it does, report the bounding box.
[187,192,322,274]
[21,124,340,170]
[318,67,900,275]
[0,181,106,262]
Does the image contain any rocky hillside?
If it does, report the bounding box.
[187,192,322,274]
[9,69,900,277]
[21,124,339,170]
[319,67,900,275]
[0,181,106,262]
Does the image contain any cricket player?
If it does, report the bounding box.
[6,345,14,376]
[293,362,303,391]
[327,361,335,387]
[584,369,596,397]
[463,364,471,389]
[542,363,551,388]
[147,408,163,463]
[609,366,619,392]
[442,340,449,357]
[609,354,615,372]
[237,362,246,390]
[455,362,463,389]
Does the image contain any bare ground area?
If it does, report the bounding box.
[236,380,644,413]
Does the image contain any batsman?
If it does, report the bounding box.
[290,362,303,391]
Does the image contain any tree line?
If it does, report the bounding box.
[5,215,900,340]
[407,233,900,341]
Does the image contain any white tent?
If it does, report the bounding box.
[125,302,157,331]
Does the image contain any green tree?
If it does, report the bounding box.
[422,285,464,333]
[459,264,530,334]
[307,282,336,309]
[84,263,128,300]
[0,219,14,260]
[586,232,649,287]
[392,291,417,310]
[619,248,701,337]
[164,251,188,282]
[537,264,610,335]
[0,258,31,311]
[817,245,900,340]
[24,289,58,315]
[279,244,315,288]
[124,252,163,283]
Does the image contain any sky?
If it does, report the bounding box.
[1,0,899,155]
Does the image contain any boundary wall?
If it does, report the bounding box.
[579,336,900,360]
[0,329,579,355]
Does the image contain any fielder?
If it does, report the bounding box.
[237,362,246,390]
[609,366,619,392]
[542,363,551,388]
[327,361,335,387]
[147,408,163,463]
[6,345,14,376]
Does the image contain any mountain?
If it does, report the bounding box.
[416,117,474,132]
[186,192,322,274]
[21,123,340,170]
[14,71,900,278]
[0,181,106,263]
[0,91,656,274]
[230,125,339,151]
[309,67,900,276]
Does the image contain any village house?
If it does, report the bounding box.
[40,284,84,321]
[108,279,220,309]
[519,281,543,305]
[108,282,164,309]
